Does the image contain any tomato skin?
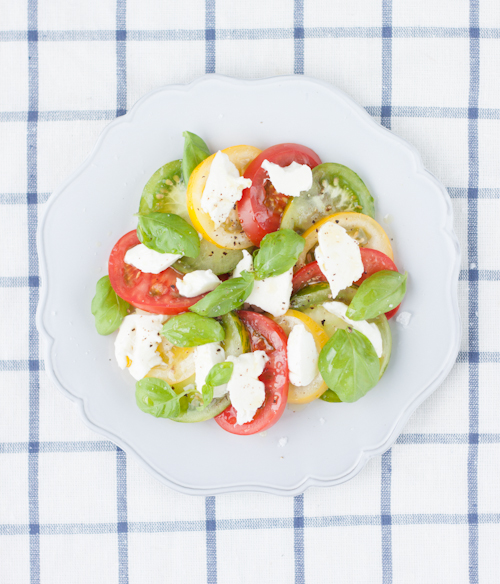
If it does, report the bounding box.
[355,248,398,285]
[215,311,289,435]
[108,231,206,315]
[292,249,401,319]
[292,261,326,295]
[355,248,400,319]
[237,143,322,246]
[186,145,261,249]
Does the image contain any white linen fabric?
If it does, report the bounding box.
[0,1,499,582]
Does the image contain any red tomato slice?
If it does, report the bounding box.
[292,249,401,319]
[237,143,322,246]
[108,231,206,315]
[215,311,289,435]
[292,261,327,295]
[355,248,398,285]
[356,249,400,318]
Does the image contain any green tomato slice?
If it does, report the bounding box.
[290,283,333,310]
[169,374,231,423]
[174,240,244,276]
[290,284,358,311]
[139,159,189,221]
[220,311,251,358]
[280,163,375,234]
[140,159,245,275]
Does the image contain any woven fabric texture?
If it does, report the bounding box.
[0,1,499,582]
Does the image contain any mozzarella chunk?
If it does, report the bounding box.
[176,269,221,298]
[247,270,293,317]
[232,249,254,276]
[226,350,269,425]
[233,250,293,317]
[114,314,165,380]
[261,159,313,197]
[124,244,181,274]
[201,150,252,228]
[322,301,383,358]
[314,222,364,298]
[396,311,412,327]
[287,324,319,386]
[193,342,227,399]
[229,351,269,378]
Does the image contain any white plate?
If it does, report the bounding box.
[37,75,460,496]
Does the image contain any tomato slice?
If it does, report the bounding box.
[215,311,289,435]
[296,212,394,270]
[292,248,401,319]
[237,143,322,246]
[292,261,327,295]
[108,231,207,315]
[186,145,261,249]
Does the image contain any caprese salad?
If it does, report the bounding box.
[91,132,407,436]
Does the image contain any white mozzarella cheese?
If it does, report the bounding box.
[124,244,181,274]
[226,350,269,425]
[201,150,252,228]
[233,250,293,317]
[314,221,364,298]
[176,269,221,298]
[193,342,227,399]
[287,324,319,387]
[261,159,313,197]
[114,314,165,380]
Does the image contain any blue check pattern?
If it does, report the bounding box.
[1,1,499,582]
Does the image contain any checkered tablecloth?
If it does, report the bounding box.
[1,1,499,582]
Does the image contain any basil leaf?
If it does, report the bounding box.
[206,361,234,388]
[253,229,305,280]
[162,312,225,347]
[137,212,200,258]
[181,131,210,184]
[199,362,233,410]
[346,271,408,321]
[200,383,214,409]
[135,377,181,418]
[91,275,130,335]
[318,328,379,403]
[189,270,255,317]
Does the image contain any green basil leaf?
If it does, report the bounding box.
[137,212,200,258]
[135,377,181,418]
[206,361,234,388]
[161,312,225,347]
[318,328,379,403]
[181,131,210,184]
[91,275,130,335]
[198,362,233,410]
[189,270,255,317]
[346,271,408,321]
[253,229,305,280]
[200,383,214,409]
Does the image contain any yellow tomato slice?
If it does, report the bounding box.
[272,309,329,404]
[296,212,394,270]
[186,145,262,249]
[146,338,196,385]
